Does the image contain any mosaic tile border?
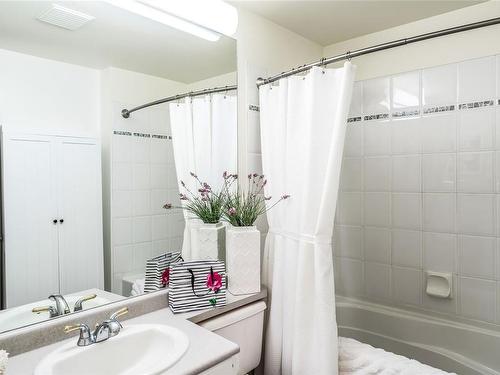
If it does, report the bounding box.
[347,116,362,123]
[249,104,260,112]
[363,113,389,121]
[113,130,132,136]
[113,130,172,140]
[458,100,494,110]
[392,109,420,118]
[423,105,455,114]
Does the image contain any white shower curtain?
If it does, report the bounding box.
[169,93,237,259]
[259,62,355,374]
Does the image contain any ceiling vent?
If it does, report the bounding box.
[37,4,95,31]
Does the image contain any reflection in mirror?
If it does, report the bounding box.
[0,0,236,333]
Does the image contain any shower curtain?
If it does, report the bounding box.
[259,62,355,374]
[169,93,237,259]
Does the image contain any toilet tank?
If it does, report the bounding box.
[198,301,267,374]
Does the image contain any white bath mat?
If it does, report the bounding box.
[339,337,456,375]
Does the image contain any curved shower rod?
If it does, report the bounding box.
[121,84,237,118]
[256,16,500,87]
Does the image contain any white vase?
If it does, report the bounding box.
[197,222,226,261]
[226,225,261,295]
[188,218,203,260]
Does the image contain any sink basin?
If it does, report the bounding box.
[34,324,189,375]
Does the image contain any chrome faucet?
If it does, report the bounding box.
[73,293,97,312]
[64,307,128,346]
[49,295,71,315]
[32,294,71,317]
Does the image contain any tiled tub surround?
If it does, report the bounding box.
[334,54,500,327]
[110,104,185,295]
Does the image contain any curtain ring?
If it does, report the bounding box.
[346,51,351,61]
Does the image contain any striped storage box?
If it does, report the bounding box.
[144,251,182,293]
[169,260,226,313]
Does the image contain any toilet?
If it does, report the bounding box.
[198,301,267,374]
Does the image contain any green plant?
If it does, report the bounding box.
[224,173,289,227]
[163,172,237,224]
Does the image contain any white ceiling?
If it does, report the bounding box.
[0,1,236,83]
[232,0,485,46]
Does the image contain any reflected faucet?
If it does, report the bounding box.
[49,295,71,315]
[32,294,71,317]
[64,307,129,347]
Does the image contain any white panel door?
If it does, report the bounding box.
[57,137,103,294]
[3,133,59,308]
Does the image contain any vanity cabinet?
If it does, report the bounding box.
[1,130,103,308]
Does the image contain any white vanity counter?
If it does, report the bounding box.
[7,307,240,375]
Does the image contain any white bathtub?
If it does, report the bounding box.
[336,296,500,375]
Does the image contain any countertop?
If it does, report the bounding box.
[5,289,267,374]
[7,309,239,375]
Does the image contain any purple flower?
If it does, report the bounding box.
[228,207,237,216]
[190,172,197,178]
[163,203,172,209]
[223,171,228,179]
[281,194,290,200]
[180,180,186,187]
[247,174,252,179]
[253,173,258,177]
[263,180,267,186]
[203,182,211,191]
[179,194,188,200]
[265,196,272,200]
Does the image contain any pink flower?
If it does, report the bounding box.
[163,203,172,209]
[228,207,237,216]
[206,271,222,293]
[161,268,170,286]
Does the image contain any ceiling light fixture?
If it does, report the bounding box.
[139,0,238,37]
[104,0,222,41]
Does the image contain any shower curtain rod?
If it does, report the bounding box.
[121,84,237,118]
[256,16,500,87]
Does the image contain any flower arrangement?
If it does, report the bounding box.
[163,172,237,224]
[224,173,289,227]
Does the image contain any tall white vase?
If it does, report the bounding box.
[226,225,261,295]
[197,222,226,261]
[188,218,203,260]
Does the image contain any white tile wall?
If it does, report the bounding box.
[335,54,500,327]
[110,105,184,295]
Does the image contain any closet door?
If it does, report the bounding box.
[3,133,59,308]
[57,137,103,295]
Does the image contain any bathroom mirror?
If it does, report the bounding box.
[0,0,237,333]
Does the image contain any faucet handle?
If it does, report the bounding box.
[32,305,58,318]
[73,293,97,312]
[110,307,128,320]
[64,324,84,334]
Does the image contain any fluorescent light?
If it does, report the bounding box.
[104,0,221,41]
[139,0,238,37]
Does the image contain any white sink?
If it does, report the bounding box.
[34,324,189,375]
